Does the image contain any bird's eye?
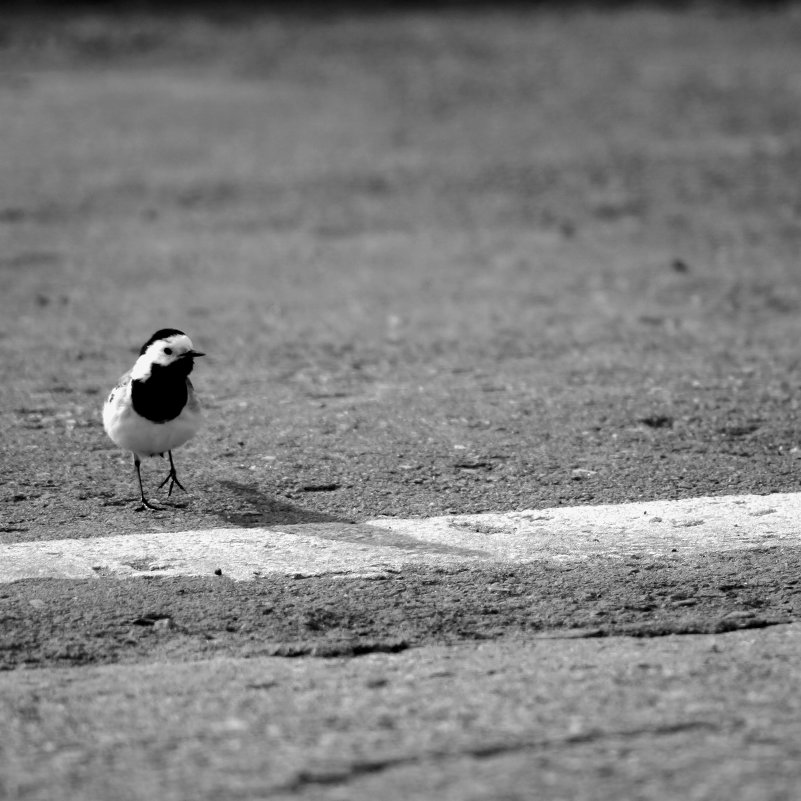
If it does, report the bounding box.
[164,347,173,355]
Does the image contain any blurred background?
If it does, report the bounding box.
[3,0,801,535]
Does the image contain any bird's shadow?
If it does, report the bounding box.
[214,480,484,558]
[216,480,351,527]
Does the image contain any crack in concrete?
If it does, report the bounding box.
[282,720,723,790]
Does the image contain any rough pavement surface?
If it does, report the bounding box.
[1,548,797,669]
[4,626,801,801]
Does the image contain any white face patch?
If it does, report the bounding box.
[131,334,195,380]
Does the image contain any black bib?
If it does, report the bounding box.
[131,362,191,423]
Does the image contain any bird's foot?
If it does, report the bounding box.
[135,498,161,512]
[158,470,186,496]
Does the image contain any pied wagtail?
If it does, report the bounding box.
[103,328,204,510]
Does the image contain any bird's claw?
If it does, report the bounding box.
[135,499,161,512]
[158,471,186,496]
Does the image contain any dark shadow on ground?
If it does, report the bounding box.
[216,480,484,557]
[216,480,352,527]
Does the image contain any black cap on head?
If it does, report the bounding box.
[139,328,186,355]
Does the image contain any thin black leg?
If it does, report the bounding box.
[157,450,187,496]
[134,455,159,511]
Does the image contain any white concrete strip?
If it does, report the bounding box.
[1,492,799,583]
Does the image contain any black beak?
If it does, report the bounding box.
[182,350,205,358]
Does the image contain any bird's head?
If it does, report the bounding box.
[131,328,205,381]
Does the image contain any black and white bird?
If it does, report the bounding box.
[103,328,204,510]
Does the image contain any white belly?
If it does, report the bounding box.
[103,392,200,458]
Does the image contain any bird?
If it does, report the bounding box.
[103,328,204,511]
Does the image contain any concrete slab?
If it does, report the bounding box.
[0,491,797,582]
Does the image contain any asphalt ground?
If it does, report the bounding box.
[3,5,801,541]
[2,5,801,799]
[5,626,801,801]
